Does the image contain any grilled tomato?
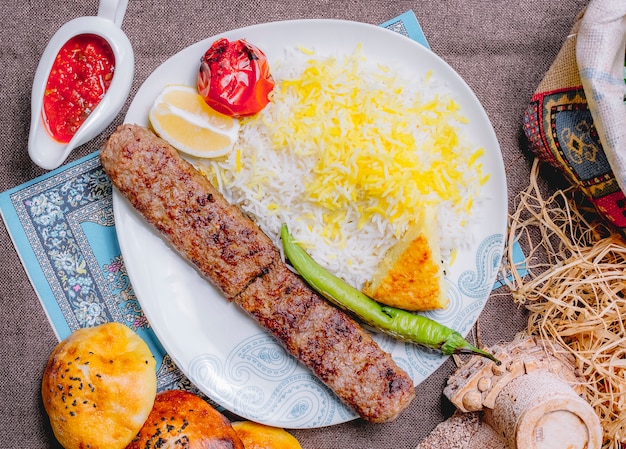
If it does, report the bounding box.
[197,38,275,117]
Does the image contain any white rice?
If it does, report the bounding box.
[197,46,487,289]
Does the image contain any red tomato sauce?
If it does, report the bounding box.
[42,34,115,143]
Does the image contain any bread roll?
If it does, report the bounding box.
[232,421,302,449]
[127,389,244,449]
[41,322,157,449]
[365,209,449,311]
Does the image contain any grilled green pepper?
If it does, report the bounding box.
[281,224,499,363]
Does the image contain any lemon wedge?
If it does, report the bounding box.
[148,84,240,158]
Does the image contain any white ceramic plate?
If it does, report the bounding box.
[113,19,507,428]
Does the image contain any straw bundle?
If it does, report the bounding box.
[504,159,626,449]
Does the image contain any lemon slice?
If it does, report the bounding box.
[148,84,240,158]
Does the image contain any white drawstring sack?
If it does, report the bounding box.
[577,0,626,194]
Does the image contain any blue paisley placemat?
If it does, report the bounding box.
[0,10,524,396]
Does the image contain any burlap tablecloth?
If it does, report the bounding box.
[0,0,589,447]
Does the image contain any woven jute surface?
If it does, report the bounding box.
[0,1,589,447]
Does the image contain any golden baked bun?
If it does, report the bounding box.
[232,421,302,449]
[127,389,244,449]
[365,209,449,311]
[42,322,157,449]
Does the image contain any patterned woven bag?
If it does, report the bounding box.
[523,0,626,230]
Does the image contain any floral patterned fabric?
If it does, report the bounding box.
[0,153,200,396]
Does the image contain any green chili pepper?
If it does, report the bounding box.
[281,224,499,363]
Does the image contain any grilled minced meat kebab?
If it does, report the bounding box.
[100,124,415,423]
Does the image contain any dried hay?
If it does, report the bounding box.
[502,159,626,449]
